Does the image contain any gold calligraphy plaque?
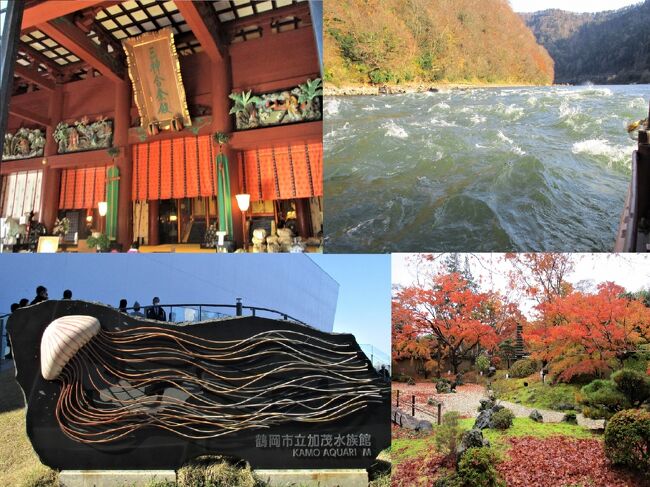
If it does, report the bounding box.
[122,27,191,132]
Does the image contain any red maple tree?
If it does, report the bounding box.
[393,273,500,375]
[526,281,650,382]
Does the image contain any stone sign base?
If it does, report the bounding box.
[59,470,176,487]
[255,468,369,487]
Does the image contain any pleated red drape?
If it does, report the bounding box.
[131,135,217,201]
[241,142,323,201]
[58,166,106,209]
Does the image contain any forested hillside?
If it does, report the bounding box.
[324,0,554,86]
[522,2,650,84]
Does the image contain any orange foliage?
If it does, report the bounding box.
[525,282,650,382]
[393,273,503,374]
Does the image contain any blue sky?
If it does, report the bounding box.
[0,254,390,356]
[511,0,642,12]
[309,254,390,355]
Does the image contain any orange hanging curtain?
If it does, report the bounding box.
[241,142,323,201]
[58,167,106,209]
[132,136,216,200]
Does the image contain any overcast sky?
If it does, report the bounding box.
[511,0,643,13]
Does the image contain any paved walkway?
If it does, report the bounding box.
[395,383,604,429]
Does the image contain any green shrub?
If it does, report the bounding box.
[436,378,452,393]
[509,359,537,378]
[434,411,464,460]
[604,409,650,473]
[611,369,650,407]
[578,379,630,420]
[476,356,490,375]
[490,408,514,430]
[623,351,650,373]
[456,448,505,487]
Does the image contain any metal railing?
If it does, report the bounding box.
[122,299,306,325]
[392,389,442,425]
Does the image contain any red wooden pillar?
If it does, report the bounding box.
[148,200,159,245]
[114,79,132,250]
[295,198,312,238]
[212,55,243,248]
[40,83,63,231]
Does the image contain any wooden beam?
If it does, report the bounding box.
[38,17,124,82]
[176,1,225,62]
[13,64,56,91]
[17,42,65,79]
[227,4,311,33]
[21,1,113,30]
[9,104,52,126]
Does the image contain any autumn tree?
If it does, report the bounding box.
[526,282,650,383]
[393,272,499,375]
[505,253,575,304]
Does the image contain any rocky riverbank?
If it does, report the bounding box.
[324,82,545,96]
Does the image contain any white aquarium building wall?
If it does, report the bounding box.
[0,254,339,332]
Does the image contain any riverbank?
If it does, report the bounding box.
[324,82,551,97]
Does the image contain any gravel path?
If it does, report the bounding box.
[393,382,604,429]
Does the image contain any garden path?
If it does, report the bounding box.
[394,382,604,429]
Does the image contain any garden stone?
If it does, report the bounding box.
[416,420,433,433]
[554,403,574,411]
[478,399,495,411]
[456,429,490,461]
[562,413,578,425]
[474,409,493,429]
[492,404,504,413]
[487,366,496,378]
[529,410,543,422]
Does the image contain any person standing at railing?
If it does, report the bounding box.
[63,290,72,299]
[30,285,48,305]
[118,299,128,313]
[19,298,28,308]
[146,297,166,321]
[130,301,145,318]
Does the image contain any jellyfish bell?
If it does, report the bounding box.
[40,315,100,380]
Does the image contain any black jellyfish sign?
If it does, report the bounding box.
[8,300,390,470]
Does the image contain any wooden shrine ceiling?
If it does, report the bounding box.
[11,0,312,96]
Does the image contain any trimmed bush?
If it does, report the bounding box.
[436,378,452,393]
[434,411,464,460]
[509,359,537,378]
[604,409,650,473]
[578,379,630,420]
[456,447,505,487]
[611,369,650,407]
[490,408,514,430]
[407,376,416,386]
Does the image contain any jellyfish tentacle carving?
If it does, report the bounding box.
[10,302,390,470]
[41,316,384,444]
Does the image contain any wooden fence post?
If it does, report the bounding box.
[411,395,415,417]
[437,403,442,425]
[396,389,399,407]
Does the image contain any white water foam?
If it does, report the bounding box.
[497,131,526,156]
[572,139,628,167]
[362,105,379,111]
[435,102,451,110]
[324,98,341,116]
[383,120,408,139]
[470,114,487,125]
[430,117,458,128]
